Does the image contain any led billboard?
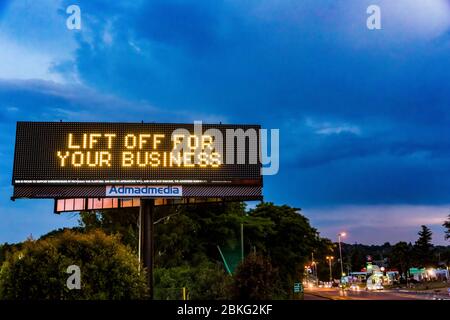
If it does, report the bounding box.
[12,122,262,199]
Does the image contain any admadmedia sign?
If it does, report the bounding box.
[106,185,182,197]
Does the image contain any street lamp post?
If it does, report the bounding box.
[338,232,346,277]
[311,252,318,286]
[326,256,334,282]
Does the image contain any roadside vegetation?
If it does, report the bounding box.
[0,204,449,299]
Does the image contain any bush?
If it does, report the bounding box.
[231,254,281,300]
[154,262,232,300]
[0,230,148,300]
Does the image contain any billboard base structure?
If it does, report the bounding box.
[12,185,263,201]
[54,196,262,299]
[52,196,260,213]
[140,198,155,300]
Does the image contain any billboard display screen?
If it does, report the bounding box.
[12,122,262,188]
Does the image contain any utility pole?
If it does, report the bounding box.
[338,232,346,277]
[311,252,318,285]
[326,256,334,282]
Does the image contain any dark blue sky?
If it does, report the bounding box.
[1,0,450,245]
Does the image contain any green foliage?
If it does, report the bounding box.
[413,225,434,267]
[78,202,333,298]
[231,254,280,300]
[444,215,450,241]
[390,242,412,277]
[4,202,449,300]
[79,208,139,250]
[154,262,232,300]
[349,245,366,273]
[247,203,332,291]
[0,230,148,300]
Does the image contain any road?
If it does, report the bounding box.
[304,287,450,300]
[303,293,331,300]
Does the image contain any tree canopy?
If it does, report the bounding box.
[78,201,333,298]
[0,230,148,299]
[444,215,450,241]
[413,225,434,267]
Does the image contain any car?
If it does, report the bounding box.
[366,283,383,290]
[349,284,361,291]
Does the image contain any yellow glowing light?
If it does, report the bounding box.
[172,134,185,149]
[58,133,222,168]
[89,133,101,149]
[72,151,84,167]
[104,133,116,149]
[150,152,160,167]
[153,134,165,149]
[82,134,87,148]
[189,135,199,150]
[170,152,182,167]
[57,151,70,166]
[211,152,221,167]
[124,134,137,149]
[199,152,208,168]
[122,151,133,167]
[86,151,98,167]
[68,133,80,149]
[183,152,195,167]
[138,134,151,149]
[99,151,111,167]
[136,151,148,167]
[202,135,213,150]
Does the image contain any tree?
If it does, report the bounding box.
[444,215,450,241]
[231,254,280,300]
[390,242,411,281]
[349,245,366,272]
[79,208,139,249]
[154,262,232,300]
[245,203,334,294]
[0,230,148,299]
[78,202,332,298]
[413,225,434,267]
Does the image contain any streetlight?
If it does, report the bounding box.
[326,256,334,282]
[338,232,346,277]
[311,260,319,286]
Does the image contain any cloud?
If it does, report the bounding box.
[1,1,450,244]
[305,117,361,136]
[306,204,450,245]
[0,79,159,121]
[0,34,64,82]
[0,0,77,82]
[6,106,18,112]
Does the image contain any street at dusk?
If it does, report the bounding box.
[304,287,450,300]
[0,1,449,318]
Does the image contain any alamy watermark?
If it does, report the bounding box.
[66,265,81,290]
[367,5,382,30]
[170,121,279,175]
[66,5,81,30]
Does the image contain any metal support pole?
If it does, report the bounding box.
[241,223,244,262]
[328,258,332,282]
[338,235,344,276]
[140,198,155,299]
